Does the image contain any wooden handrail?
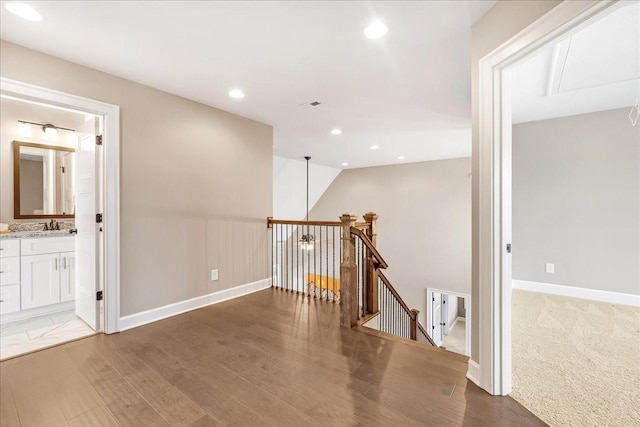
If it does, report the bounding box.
[417,321,437,347]
[378,271,412,315]
[354,222,371,229]
[267,217,342,228]
[350,227,388,269]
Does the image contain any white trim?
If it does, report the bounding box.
[467,359,481,387]
[0,301,75,324]
[512,280,640,307]
[477,0,620,396]
[119,279,271,331]
[426,287,471,357]
[1,77,121,334]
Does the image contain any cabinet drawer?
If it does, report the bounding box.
[21,237,75,256]
[0,284,21,314]
[0,257,20,286]
[0,239,20,257]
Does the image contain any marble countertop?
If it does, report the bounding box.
[0,230,76,240]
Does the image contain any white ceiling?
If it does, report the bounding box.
[0,1,496,169]
[511,1,640,124]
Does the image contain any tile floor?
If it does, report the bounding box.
[0,310,95,360]
[442,319,466,355]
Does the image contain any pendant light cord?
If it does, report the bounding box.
[305,156,311,221]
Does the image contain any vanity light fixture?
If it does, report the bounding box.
[228,89,245,99]
[331,128,342,135]
[364,21,388,39]
[43,124,57,140]
[17,120,75,142]
[5,2,43,21]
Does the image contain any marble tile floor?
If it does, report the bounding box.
[442,319,466,355]
[0,310,95,360]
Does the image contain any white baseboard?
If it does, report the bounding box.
[119,278,271,331]
[512,280,640,307]
[467,359,481,386]
[1,300,75,324]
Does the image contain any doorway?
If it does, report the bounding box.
[0,78,120,359]
[476,0,628,397]
[426,288,470,356]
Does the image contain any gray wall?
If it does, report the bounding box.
[1,40,273,317]
[513,108,639,295]
[309,158,471,325]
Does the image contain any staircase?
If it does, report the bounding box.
[268,212,436,347]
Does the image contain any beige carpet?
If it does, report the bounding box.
[511,290,640,427]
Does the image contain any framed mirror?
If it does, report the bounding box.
[13,141,75,219]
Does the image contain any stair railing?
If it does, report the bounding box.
[339,213,436,347]
[267,213,436,347]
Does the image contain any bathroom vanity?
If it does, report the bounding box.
[0,231,75,319]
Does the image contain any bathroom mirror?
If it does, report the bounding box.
[13,141,75,219]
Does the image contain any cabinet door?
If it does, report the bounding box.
[60,252,75,302]
[21,253,61,309]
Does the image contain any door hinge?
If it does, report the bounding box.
[96,213,103,223]
[96,135,103,146]
[96,291,103,301]
[432,325,435,330]
[506,243,512,253]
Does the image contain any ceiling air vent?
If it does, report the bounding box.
[298,101,323,109]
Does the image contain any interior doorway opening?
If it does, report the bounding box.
[426,288,470,356]
[0,78,120,360]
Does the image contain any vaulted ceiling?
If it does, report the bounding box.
[511,1,639,124]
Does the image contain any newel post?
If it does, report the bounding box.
[340,213,358,328]
[410,309,420,341]
[363,212,379,314]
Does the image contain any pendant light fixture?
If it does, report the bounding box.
[300,156,314,251]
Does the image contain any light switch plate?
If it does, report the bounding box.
[545,263,555,274]
[210,269,219,281]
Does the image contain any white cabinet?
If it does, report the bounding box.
[60,251,75,302]
[20,237,75,310]
[21,253,61,309]
[0,285,21,314]
[1,239,21,314]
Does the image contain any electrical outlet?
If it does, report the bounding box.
[210,269,219,281]
[545,263,555,274]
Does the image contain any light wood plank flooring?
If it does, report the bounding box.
[0,288,545,426]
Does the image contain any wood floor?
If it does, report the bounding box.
[0,288,545,427]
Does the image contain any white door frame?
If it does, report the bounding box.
[1,77,121,334]
[427,287,471,356]
[476,0,621,395]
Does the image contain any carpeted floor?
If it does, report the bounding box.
[511,289,640,427]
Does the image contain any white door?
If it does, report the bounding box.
[60,251,75,302]
[21,254,60,309]
[431,291,443,346]
[75,117,100,330]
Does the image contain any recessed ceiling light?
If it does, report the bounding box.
[364,21,388,39]
[397,156,406,160]
[228,89,245,99]
[341,162,349,166]
[5,2,42,21]
[331,129,342,135]
[370,145,379,150]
